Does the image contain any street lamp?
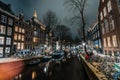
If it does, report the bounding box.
[82,42,86,46]
[82,42,86,53]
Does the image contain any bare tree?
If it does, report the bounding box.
[64,0,88,52]
[43,10,59,34]
[54,25,71,49]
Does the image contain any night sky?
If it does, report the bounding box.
[0,0,99,37]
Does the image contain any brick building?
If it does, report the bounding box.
[98,0,120,55]
[13,13,26,51]
[0,1,15,57]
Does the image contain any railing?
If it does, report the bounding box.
[80,54,108,80]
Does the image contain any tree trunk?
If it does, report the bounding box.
[81,13,87,53]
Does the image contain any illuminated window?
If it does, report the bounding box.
[103,38,107,47]
[34,31,37,36]
[0,37,4,44]
[19,28,22,33]
[15,26,18,32]
[22,29,25,33]
[0,47,3,55]
[1,15,7,23]
[17,43,21,50]
[21,43,24,49]
[5,47,10,53]
[112,35,117,47]
[6,37,11,45]
[107,37,111,47]
[8,18,13,26]
[7,27,12,36]
[22,35,24,41]
[33,37,38,42]
[0,25,6,34]
[107,1,112,12]
[100,12,103,20]
[103,7,107,17]
[18,34,21,40]
[14,34,17,40]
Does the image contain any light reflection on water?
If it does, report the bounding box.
[32,71,37,80]
[0,61,24,80]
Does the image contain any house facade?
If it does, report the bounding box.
[87,21,102,51]
[0,1,15,57]
[98,0,120,55]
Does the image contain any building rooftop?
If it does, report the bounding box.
[0,1,14,14]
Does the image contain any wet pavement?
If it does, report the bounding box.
[13,56,89,80]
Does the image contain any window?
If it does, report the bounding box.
[104,19,109,33]
[8,18,13,26]
[34,31,38,36]
[17,43,21,50]
[7,27,12,36]
[111,20,115,30]
[112,35,118,47]
[98,31,100,37]
[21,43,24,49]
[15,26,18,32]
[104,38,107,47]
[5,47,10,53]
[107,1,112,12]
[100,12,103,20]
[22,35,24,41]
[19,28,22,33]
[0,25,6,34]
[107,37,111,47]
[14,34,17,40]
[103,7,107,17]
[95,33,97,38]
[18,34,21,40]
[101,23,105,34]
[109,16,115,30]
[0,47,3,55]
[33,37,38,42]
[6,37,11,45]
[22,29,25,33]
[0,37,4,44]
[1,15,7,23]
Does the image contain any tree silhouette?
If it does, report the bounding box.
[54,25,71,49]
[64,0,88,52]
[43,10,59,34]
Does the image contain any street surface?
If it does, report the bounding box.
[12,56,89,80]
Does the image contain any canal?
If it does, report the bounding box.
[13,56,89,80]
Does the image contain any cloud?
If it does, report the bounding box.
[1,0,99,37]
